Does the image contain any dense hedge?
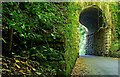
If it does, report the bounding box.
[2,2,80,76]
[63,3,81,76]
[109,2,120,57]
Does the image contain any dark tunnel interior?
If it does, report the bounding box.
[79,5,103,34]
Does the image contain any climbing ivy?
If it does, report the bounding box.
[109,2,120,57]
[2,2,80,76]
[2,2,120,76]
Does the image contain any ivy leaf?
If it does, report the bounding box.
[15,59,20,63]
[36,72,42,75]
[51,33,54,37]
[15,63,20,69]
[31,67,36,71]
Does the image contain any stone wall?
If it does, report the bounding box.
[85,27,112,56]
[80,2,114,56]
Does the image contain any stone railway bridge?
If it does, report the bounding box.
[70,3,119,76]
[79,4,112,56]
[66,2,120,76]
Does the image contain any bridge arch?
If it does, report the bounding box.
[79,5,108,56]
[79,5,104,34]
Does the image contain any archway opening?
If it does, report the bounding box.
[79,5,104,56]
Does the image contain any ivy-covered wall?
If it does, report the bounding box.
[95,2,120,57]
[2,2,120,77]
[2,2,81,76]
[64,3,81,76]
[109,2,120,57]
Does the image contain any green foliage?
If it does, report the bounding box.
[110,42,119,52]
[2,2,80,76]
[110,51,120,58]
[3,2,119,76]
[63,3,81,76]
[109,2,120,54]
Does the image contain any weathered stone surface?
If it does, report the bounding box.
[79,5,111,56]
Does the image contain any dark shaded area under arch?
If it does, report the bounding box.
[79,5,103,34]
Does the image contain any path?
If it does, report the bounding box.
[71,55,119,76]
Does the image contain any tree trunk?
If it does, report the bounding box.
[8,28,13,56]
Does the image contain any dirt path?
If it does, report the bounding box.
[71,57,96,76]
